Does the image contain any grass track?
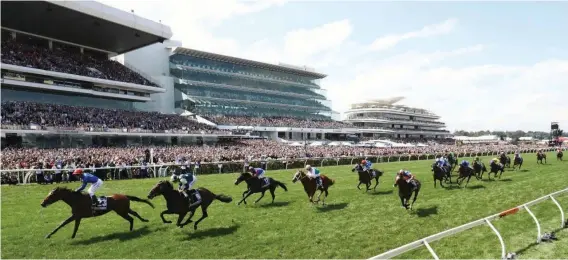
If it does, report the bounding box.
[1,152,567,259]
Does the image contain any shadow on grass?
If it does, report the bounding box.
[368,190,393,196]
[184,224,240,240]
[411,206,438,218]
[316,202,348,213]
[260,201,290,208]
[466,184,485,190]
[443,185,460,190]
[70,226,161,245]
[500,178,513,182]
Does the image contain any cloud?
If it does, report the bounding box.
[369,18,458,51]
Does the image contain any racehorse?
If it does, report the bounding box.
[488,162,505,180]
[234,172,288,205]
[446,154,458,172]
[512,156,523,170]
[292,170,335,206]
[456,165,479,187]
[557,150,563,161]
[41,187,154,239]
[147,180,232,230]
[393,172,421,210]
[431,162,450,188]
[473,161,487,179]
[537,152,547,164]
[500,154,511,168]
[351,163,383,191]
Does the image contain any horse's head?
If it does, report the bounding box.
[41,187,73,207]
[147,180,174,199]
[235,172,252,185]
[292,170,306,183]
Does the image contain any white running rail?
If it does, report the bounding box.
[368,188,568,260]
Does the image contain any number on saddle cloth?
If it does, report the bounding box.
[94,197,108,209]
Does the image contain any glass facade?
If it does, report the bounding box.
[170,54,332,119]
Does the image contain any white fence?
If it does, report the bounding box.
[368,188,568,260]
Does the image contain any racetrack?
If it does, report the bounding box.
[1,152,567,259]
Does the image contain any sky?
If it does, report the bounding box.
[101,0,568,132]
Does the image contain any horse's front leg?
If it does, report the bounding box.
[45,215,75,239]
[254,191,266,204]
[373,177,379,191]
[465,175,472,188]
[237,191,253,205]
[175,212,188,227]
[357,181,362,190]
[399,197,406,209]
[160,210,174,224]
[179,209,196,228]
[410,191,419,210]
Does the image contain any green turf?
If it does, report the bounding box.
[1,152,567,259]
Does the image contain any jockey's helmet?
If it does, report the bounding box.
[72,168,84,175]
[170,174,179,182]
[248,166,254,170]
[361,160,366,164]
[305,165,311,170]
[398,169,404,174]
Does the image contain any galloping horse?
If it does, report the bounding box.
[234,172,288,205]
[537,152,547,164]
[500,154,511,168]
[292,170,334,206]
[557,150,563,161]
[488,162,505,180]
[41,187,154,238]
[512,156,524,170]
[351,163,383,191]
[456,165,478,187]
[446,153,458,172]
[394,172,421,210]
[147,180,232,230]
[473,161,487,180]
[431,162,450,188]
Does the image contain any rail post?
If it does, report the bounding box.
[485,218,507,260]
[523,205,542,243]
[549,195,566,228]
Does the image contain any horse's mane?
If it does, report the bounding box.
[53,186,73,193]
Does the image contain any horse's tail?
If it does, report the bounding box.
[125,195,155,209]
[326,176,335,186]
[274,180,288,191]
[214,194,233,203]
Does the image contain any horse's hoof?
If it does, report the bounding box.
[194,225,198,230]
[45,235,51,239]
[163,221,172,224]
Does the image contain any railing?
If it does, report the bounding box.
[368,188,568,260]
[0,148,555,184]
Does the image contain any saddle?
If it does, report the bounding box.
[92,197,108,210]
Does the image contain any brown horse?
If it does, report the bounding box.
[41,187,154,239]
[292,170,335,206]
[234,172,288,205]
[537,152,547,164]
[456,165,479,187]
[394,173,421,210]
[147,180,232,230]
[557,150,563,161]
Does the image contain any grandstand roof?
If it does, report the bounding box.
[173,47,327,79]
[1,1,172,54]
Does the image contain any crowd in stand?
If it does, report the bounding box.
[0,101,226,134]
[1,37,156,87]
[206,115,351,128]
[0,139,550,171]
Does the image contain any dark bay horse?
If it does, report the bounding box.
[393,173,421,210]
[41,187,154,239]
[456,165,478,187]
[446,154,458,173]
[292,170,335,206]
[351,163,383,191]
[147,180,232,230]
[513,156,523,170]
[234,172,288,205]
[500,154,511,168]
[473,161,487,179]
[558,150,564,161]
[537,152,547,164]
[431,162,451,188]
[488,162,505,180]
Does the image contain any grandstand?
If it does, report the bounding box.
[343,97,452,140]
[0,1,239,148]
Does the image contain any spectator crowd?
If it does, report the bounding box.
[1,101,226,134]
[206,115,352,128]
[1,37,156,87]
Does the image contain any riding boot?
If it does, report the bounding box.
[261,178,270,189]
[90,195,98,207]
[188,191,201,210]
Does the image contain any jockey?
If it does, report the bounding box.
[171,172,201,208]
[473,156,480,164]
[305,165,323,189]
[398,169,416,189]
[72,168,103,207]
[514,151,522,159]
[248,166,270,188]
[361,159,372,174]
[460,160,472,170]
[491,158,501,167]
